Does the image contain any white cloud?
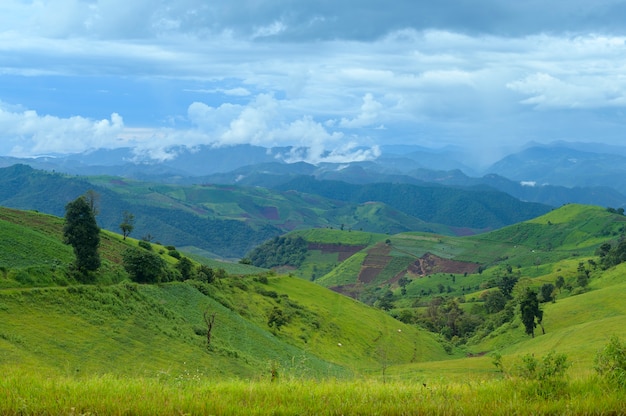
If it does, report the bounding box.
[339,93,384,128]
[0,105,124,156]
[2,0,626,161]
[507,72,626,109]
[252,20,287,39]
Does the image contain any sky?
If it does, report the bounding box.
[1,0,626,166]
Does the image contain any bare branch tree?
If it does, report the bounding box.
[204,310,216,349]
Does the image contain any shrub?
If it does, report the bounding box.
[595,336,626,388]
[123,248,166,283]
[514,351,570,399]
[138,240,152,251]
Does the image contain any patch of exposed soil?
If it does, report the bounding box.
[357,244,392,284]
[308,243,366,262]
[329,283,362,299]
[259,206,279,220]
[409,252,479,276]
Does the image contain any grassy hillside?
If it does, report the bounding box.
[286,204,623,298]
[0,206,450,380]
[2,205,626,413]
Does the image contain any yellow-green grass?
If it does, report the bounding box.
[291,228,386,246]
[267,275,452,371]
[468,263,626,366]
[316,251,368,287]
[0,282,348,379]
[183,246,268,274]
[1,368,624,415]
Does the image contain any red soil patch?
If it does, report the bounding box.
[307,243,366,262]
[409,252,479,276]
[259,206,279,220]
[357,244,392,284]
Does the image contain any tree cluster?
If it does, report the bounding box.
[598,240,626,269]
[244,236,308,269]
[122,243,227,284]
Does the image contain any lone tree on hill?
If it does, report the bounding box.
[64,195,101,274]
[119,210,135,240]
[520,288,544,338]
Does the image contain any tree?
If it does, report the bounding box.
[540,283,555,303]
[555,275,565,293]
[376,290,395,311]
[203,310,216,349]
[64,195,101,274]
[119,211,135,240]
[123,247,166,283]
[497,274,519,299]
[176,256,195,281]
[594,336,626,388]
[267,307,288,330]
[577,261,590,288]
[483,289,507,313]
[520,288,543,338]
[197,265,215,283]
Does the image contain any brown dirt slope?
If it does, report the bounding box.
[409,252,479,276]
[307,243,366,262]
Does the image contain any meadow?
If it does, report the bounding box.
[2,368,625,415]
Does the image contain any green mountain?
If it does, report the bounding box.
[274,176,551,229]
[0,164,550,259]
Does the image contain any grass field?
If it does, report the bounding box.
[2,369,625,415]
[2,204,626,414]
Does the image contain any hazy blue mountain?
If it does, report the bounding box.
[3,142,626,207]
[487,144,626,194]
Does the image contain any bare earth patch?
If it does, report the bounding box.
[307,243,366,262]
[408,252,479,276]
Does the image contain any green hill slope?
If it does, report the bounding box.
[283,204,624,297]
[0,206,450,379]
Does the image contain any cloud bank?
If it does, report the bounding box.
[1,1,626,164]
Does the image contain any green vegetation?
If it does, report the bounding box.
[0,164,552,258]
[63,195,101,275]
[2,202,626,413]
[2,370,625,415]
[245,235,308,268]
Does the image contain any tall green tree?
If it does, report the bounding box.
[520,288,543,338]
[64,195,101,274]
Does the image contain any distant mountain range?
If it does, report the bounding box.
[1,142,625,208]
[0,164,551,258]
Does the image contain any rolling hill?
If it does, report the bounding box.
[1,199,626,415]
[0,164,553,259]
[0,206,450,379]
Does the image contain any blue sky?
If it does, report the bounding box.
[1,0,626,165]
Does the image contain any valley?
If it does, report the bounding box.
[1,193,626,413]
[0,163,625,413]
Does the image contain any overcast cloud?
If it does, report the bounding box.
[1,0,626,165]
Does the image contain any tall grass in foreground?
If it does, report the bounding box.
[2,370,625,415]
